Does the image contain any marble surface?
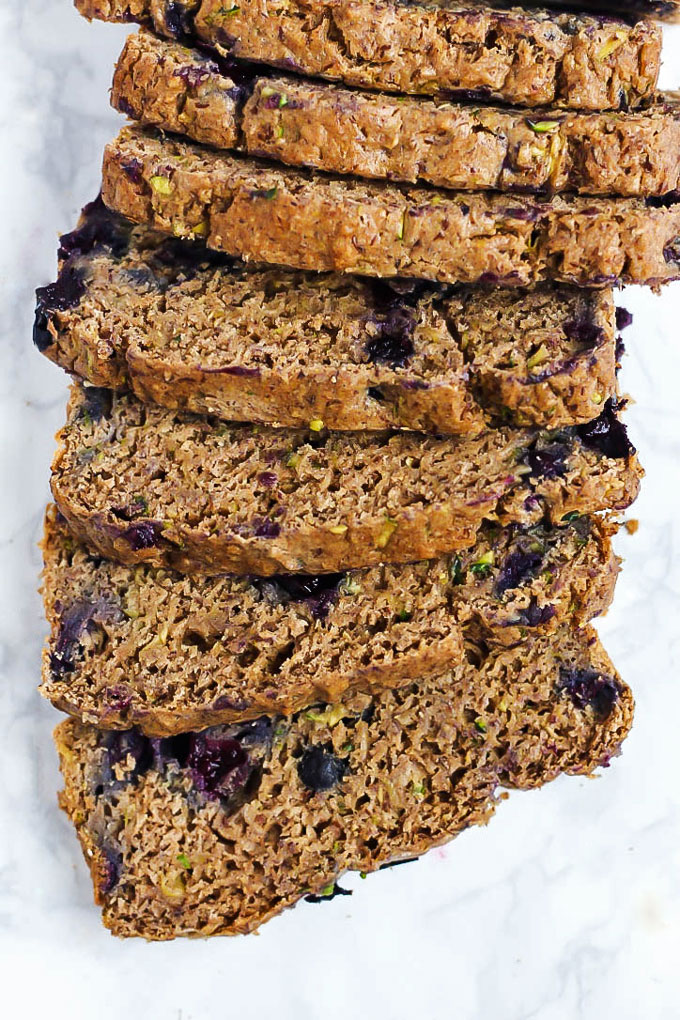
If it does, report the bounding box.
[1,5,680,1017]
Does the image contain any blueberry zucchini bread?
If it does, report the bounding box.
[75,0,661,111]
[41,505,618,734]
[51,384,641,576]
[36,199,621,434]
[113,31,680,200]
[55,626,634,938]
[102,127,680,288]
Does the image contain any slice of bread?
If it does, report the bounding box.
[75,0,661,109]
[41,505,618,734]
[50,384,641,575]
[113,30,680,198]
[55,626,634,938]
[101,126,680,287]
[36,198,620,434]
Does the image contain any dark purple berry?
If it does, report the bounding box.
[524,441,570,480]
[50,601,98,676]
[576,399,634,460]
[174,62,217,88]
[98,845,123,895]
[563,318,605,348]
[261,91,285,109]
[33,263,87,350]
[97,729,153,791]
[104,685,133,713]
[663,236,680,266]
[80,387,113,423]
[264,572,345,620]
[495,549,543,595]
[204,364,260,377]
[298,744,349,792]
[35,198,126,346]
[517,599,556,627]
[257,472,278,488]
[615,336,626,365]
[615,307,633,331]
[502,206,541,222]
[111,496,149,521]
[477,270,524,286]
[120,157,144,184]
[253,518,281,538]
[121,520,162,550]
[234,716,274,748]
[436,87,493,103]
[558,667,620,718]
[50,597,122,676]
[117,96,136,118]
[164,0,192,39]
[365,305,417,367]
[186,733,250,799]
[58,196,131,261]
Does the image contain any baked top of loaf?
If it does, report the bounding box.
[35,198,621,434]
[112,30,680,199]
[41,505,618,734]
[75,0,661,110]
[102,126,680,287]
[50,384,641,576]
[55,625,634,938]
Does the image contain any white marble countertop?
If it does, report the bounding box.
[1,5,679,1017]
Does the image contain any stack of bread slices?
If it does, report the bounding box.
[34,0,679,939]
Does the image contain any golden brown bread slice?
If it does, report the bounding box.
[112,30,680,198]
[55,625,634,938]
[35,199,622,435]
[50,384,642,576]
[41,505,619,734]
[101,126,680,288]
[75,0,661,109]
